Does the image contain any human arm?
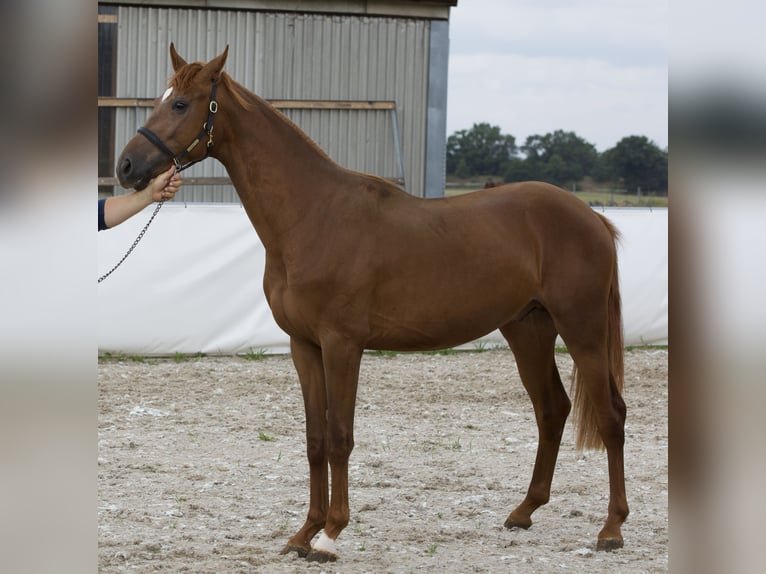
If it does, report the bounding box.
[100,166,181,230]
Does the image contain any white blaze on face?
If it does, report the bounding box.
[161,87,173,102]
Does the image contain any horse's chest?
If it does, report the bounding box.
[263,268,315,340]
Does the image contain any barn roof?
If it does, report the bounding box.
[98,1,459,20]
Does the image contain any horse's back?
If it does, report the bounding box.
[468,181,616,252]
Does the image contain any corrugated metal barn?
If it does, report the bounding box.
[98,0,457,201]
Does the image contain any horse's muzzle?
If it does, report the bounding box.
[115,151,152,190]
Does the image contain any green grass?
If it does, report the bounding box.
[241,348,269,360]
[445,185,668,207]
[172,352,207,362]
[98,352,147,363]
[572,189,668,207]
[98,345,666,364]
[368,347,498,358]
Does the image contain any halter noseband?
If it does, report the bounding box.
[137,80,219,173]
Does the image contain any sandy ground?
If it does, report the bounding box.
[98,349,667,573]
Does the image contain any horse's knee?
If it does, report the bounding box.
[306,435,326,466]
[327,432,354,465]
[326,422,354,464]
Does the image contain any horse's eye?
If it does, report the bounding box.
[172,100,188,112]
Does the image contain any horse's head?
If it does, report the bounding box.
[116,43,228,190]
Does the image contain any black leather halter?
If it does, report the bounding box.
[137,81,219,173]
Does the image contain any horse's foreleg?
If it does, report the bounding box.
[281,337,329,558]
[306,337,363,563]
[500,311,570,531]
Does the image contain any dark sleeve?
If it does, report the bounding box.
[98,198,108,231]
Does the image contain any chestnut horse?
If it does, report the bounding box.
[116,45,628,561]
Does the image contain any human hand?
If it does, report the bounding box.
[146,165,182,202]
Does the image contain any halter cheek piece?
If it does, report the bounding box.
[137,80,218,173]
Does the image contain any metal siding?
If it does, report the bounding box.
[115,7,430,201]
[424,19,449,198]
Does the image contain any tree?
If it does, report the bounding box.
[446,123,517,177]
[602,136,667,194]
[502,156,538,182]
[510,130,598,187]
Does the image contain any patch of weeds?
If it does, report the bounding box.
[258,431,275,442]
[474,342,507,351]
[626,344,668,351]
[172,352,206,362]
[434,348,460,356]
[242,348,268,360]
[426,543,438,556]
[369,349,400,359]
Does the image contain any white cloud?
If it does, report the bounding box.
[451,0,667,66]
[447,1,668,150]
[447,52,667,151]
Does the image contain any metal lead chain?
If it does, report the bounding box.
[97,200,165,283]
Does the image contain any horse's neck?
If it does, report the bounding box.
[216,98,347,252]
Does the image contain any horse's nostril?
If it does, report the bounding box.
[119,157,132,177]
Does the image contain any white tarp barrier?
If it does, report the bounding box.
[98,204,667,355]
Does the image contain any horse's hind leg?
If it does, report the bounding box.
[500,307,571,531]
[557,315,629,550]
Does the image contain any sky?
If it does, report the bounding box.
[446,0,668,152]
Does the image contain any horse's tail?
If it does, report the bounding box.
[571,214,625,450]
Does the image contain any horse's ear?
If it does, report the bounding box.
[170,42,187,72]
[201,45,229,82]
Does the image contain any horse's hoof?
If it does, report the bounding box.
[280,544,309,558]
[504,516,532,530]
[306,549,337,563]
[307,532,339,562]
[596,537,624,551]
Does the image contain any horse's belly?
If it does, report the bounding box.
[365,294,524,351]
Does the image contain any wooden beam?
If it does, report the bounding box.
[99,177,234,186]
[98,97,396,110]
[98,14,118,24]
[98,97,156,108]
[270,100,396,110]
[99,176,403,187]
